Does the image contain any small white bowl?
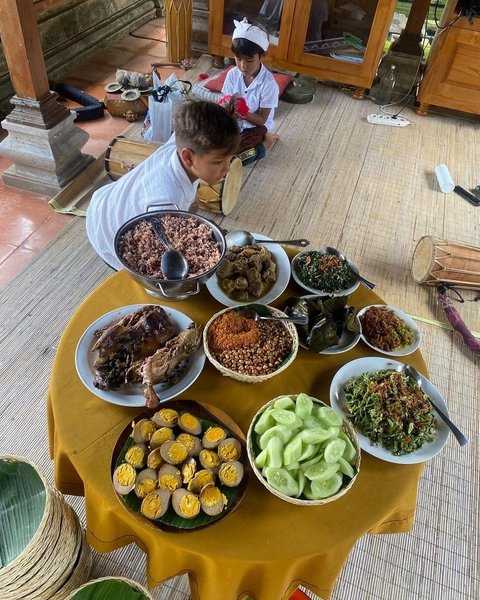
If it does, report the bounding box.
[291,248,361,297]
[357,304,421,356]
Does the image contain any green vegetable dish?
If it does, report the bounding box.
[343,369,437,455]
[250,393,359,502]
[294,251,357,293]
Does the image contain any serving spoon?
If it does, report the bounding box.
[236,308,308,326]
[226,230,310,248]
[324,246,376,290]
[396,364,469,447]
[150,218,189,280]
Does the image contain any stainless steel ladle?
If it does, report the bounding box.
[150,218,189,280]
[396,363,469,447]
[236,308,308,326]
[226,230,310,248]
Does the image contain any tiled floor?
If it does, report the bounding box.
[0,18,184,288]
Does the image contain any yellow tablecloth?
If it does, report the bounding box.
[47,269,425,600]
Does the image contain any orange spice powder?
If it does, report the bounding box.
[208,312,260,352]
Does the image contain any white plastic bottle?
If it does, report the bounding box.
[374,65,396,106]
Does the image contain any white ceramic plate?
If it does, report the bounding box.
[357,304,421,356]
[205,234,291,307]
[329,357,449,464]
[294,295,361,355]
[291,248,361,297]
[75,304,205,407]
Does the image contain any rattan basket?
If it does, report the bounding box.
[0,456,92,600]
[203,305,299,383]
[246,395,361,506]
[64,576,153,600]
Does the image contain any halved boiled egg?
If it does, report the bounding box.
[152,408,179,428]
[218,460,244,487]
[160,440,189,465]
[187,469,215,494]
[180,457,197,485]
[199,449,221,474]
[140,488,170,520]
[172,488,201,519]
[149,426,174,449]
[202,426,227,449]
[217,438,242,462]
[133,418,157,444]
[157,464,182,493]
[199,484,228,516]
[113,463,136,495]
[146,447,164,470]
[178,412,202,436]
[124,443,148,468]
[134,468,158,498]
[176,433,202,457]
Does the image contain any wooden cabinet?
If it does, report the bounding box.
[416,2,480,116]
[208,0,397,98]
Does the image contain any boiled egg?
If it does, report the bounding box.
[160,440,189,465]
[176,433,202,457]
[199,449,221,474]
[152,408,179,428]
[199,485,228,516]
[140,488,170,520]
[178,412,202,436]
[187,469,215,494]
[157,464,182,493]
[202,426,227,449]
[124,443,148,468]
[133,418,157,444]
[134,468,158,498]
[218,460,244,487]
[172,488,201,519]
[113,463,136,495]
[149,426,174,449]
[217,438,242,462]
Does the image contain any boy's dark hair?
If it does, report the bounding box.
[231,20,268,57]
[174,100,240,156]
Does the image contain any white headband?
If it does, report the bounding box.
[232,18,269,52]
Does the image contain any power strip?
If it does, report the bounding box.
[367,114,412,127]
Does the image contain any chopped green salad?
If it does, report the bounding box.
[343,369,437,455]
[294,251,357,292]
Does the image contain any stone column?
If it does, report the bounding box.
[0,0,93,196]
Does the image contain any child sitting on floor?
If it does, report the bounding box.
[86,100,240,269]
[221,17,279,164]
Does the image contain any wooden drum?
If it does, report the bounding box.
[196,157,242,216]
[104,136,162,181]
[412,236,480,289]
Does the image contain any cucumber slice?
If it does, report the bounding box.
[274,396,295,410]
[310,472,343,498]
[266,436,284,469]
[324,439,346,464]
[283,435,303,466]
[317,406,343,428]
[302,415,325,429]
[327,426,341,439]
[270,408,302,429]
[285,462,300,471]
[296,470,306,497]
[304,460,340,481]
[302,481,317,500]
[298,443,318,462]
[254,447,268,469]
[254,410,276,435]
[338,431,357,463]
[299,427,333,444]
[338,456,355,478]
[295,393,313,420]
[265,467,299,497]
[258,425,293,449]
[299,454,323,471]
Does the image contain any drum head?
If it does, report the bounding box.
[412,235,436,283]
[221,158,243,215]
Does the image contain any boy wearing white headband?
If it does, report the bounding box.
[221,17,279,164]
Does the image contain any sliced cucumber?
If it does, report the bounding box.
[295,393,313,420]
[285,462,300,472]
[317,406,343,428]
[338,456,355,478]
[299,427,333,445]
[302,415,325,429]
[283,435,303,466]
[273,396,295,410]
[254,409,276,435]
[259,425,293,449]
[254,447,268,469]
[296,470,306,498]
[298,443,318,462]
[270,408,302,429]
[338,431,357,463]
[266,436,284,469]
[265,467,299,497]
[310,472,343,498]
[324,438,346,464]
[304,460,340,481]
[299,454,323,471]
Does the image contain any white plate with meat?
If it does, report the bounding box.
[205,233,291,307]
[75,304,205,407]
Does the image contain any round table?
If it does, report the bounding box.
[48,269,425,600]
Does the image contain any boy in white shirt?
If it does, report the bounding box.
[86,100,240,269]
[221,17,279,163]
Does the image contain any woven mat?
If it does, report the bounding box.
[2,79,479,599]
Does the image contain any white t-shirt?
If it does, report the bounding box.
[221,64,279,132]
[86,134,199,270]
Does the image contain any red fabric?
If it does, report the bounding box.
[205,66,291,96]
[218,95,250,118]
[289,590,310,600]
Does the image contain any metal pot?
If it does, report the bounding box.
[114,204,226,300]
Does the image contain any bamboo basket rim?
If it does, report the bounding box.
[203,305,299,383]
[246,395,361,506]
[64,576,154,600]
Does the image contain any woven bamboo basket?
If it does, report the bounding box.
[246,395,361,506]
[0,456,92,600]
[203,305,299,383]
[64,576,153,600]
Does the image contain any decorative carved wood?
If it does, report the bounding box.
[165,0,193,62]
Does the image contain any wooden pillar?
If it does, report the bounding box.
[0,0,93,195]
[164,0,193,62]
[390,0,432,55]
